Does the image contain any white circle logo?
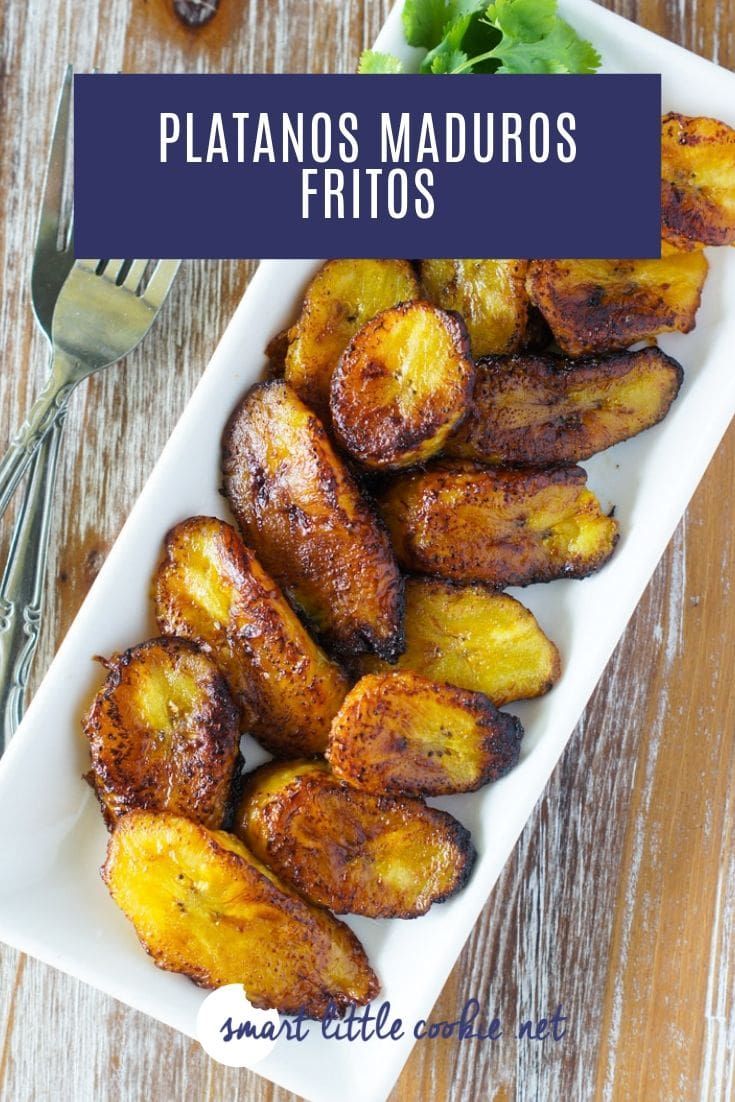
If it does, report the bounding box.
[196,985,281,1067]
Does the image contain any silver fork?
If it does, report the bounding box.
[0,257,182,744]
[0,77,180,746]
[0,255,181,521]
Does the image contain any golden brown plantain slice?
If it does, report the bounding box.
[526,254,708,355]
[264,327,289,377]
[327,671,523,797]
[284,259,420,417]
[330,301,474,470]
[236,760,475,918]
[103,811,379,1017]
[358,577,560,707]
[660,238,689,257]
[661,113,735,249]
[446,346,684,466]
[84,638,241,829]
[153,517,349,757]
[379,461,618,588]
[222,380,404,660]
[420,259,529,358]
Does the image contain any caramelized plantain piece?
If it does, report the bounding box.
[264,327,289,377]
[661,113,735,249]
[84,638,240,829]
[526,254,708,355]
[660,238,689,257]
[330,301,474,470]
[236,760,475,918]
[327,671,523,797]
[522,306,554,352]
[222,380,404,660]
[446,346,683,466]
[379,461,618,587]
[284,259,420,417]
[358,577,560,707]
[154,517,349,757]
[103,811,379,1016]
[420,259,529,358]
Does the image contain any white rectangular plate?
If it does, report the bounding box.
[1,3,734,1100]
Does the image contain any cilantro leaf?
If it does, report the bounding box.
[491,21,601,73]
[403,0,457,48]
[420,8,500,73]
[358,50,405,73]
[429,45,469,73]
[485,0,556,42]
[481,0,601,73]
[457,3,502,65]
[420,12,472,72]
[362,0,600,77]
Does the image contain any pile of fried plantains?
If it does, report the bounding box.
[87,113,735,1017]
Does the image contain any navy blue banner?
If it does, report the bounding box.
[73,73,661,260]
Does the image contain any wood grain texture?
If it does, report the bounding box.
[1,2,734,1101]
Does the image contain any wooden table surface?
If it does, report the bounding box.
[1,2,734,1100]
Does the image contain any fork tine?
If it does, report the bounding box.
[36,65,73,254]
[141,260,181,307]
[122,259,148,293]
[62,204,74,254]
[103,260,126,282]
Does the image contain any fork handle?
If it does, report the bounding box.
[0,410,66,746]
[0,367,75,522]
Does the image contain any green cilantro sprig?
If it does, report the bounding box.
[358,0,601,75]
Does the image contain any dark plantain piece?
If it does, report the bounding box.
[222,380,404,660]
[153,516,349,757]
[284,258,420,419]
[330,301,474,470]
[379,461,618,588]
[420,259,529,357]
[235,760,476,918]
[446,346,684,466]
[521,306,554,352]
[84,637,241,830]
[357,577,560,707]
[103,811,379,1017]
[526,254,708,355]
[327,670,523,797]
[661,113,735,249]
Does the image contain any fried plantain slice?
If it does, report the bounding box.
[526,254,708,355]
[284,259,420,418]
[446,346,684,466]
[236,760,475,918]
[379,461,618,588]
[522,306,554,352]
[84,637,241,829]
[330,301,474,470]
[420,259,529,357]
[153,517,349,757]
[222,380,404,660]
[103,811,379,1017]
[358,577,560,707]
[327,671,523,797]
[264,327,289,377]
[661,113,735,249]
